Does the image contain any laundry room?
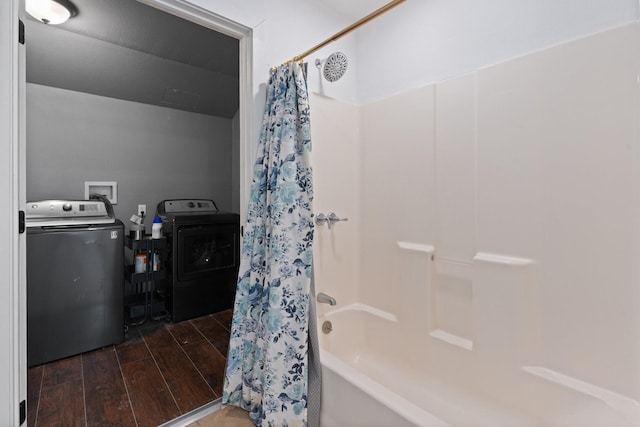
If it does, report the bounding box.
[25,0,242,320]
[25,0,239,227]
[23,1,243,423]
[24,0,241,228]
[24,0,242,303]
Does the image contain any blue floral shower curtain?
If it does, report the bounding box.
[222,62,316,427]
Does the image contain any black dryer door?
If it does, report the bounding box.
[176,223,239,281]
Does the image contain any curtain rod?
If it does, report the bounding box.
[277,0,406,67]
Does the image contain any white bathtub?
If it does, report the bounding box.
[317,304,448,427]
[316,304,527,427]
[319,347,450,427]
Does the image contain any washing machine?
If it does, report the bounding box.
[26,199,124,367]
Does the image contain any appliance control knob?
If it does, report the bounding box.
[62,203,72,212]
[187,201,195,208]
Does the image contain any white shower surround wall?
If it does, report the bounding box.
[311,22,640,426]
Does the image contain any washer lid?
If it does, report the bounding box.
[25,200,115,227]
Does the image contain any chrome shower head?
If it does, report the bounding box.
[315,52,348,82]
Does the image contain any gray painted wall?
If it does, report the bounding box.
[26,83,235,233]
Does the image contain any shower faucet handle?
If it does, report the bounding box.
[315,212,348,229]
[326,212,348,229]
[315,213,328,226]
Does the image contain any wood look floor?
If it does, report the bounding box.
[27,309,234,427]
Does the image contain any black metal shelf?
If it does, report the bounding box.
[124,236,167,284]
[125,235,166,251]
[125,264,166,284]
[124,236,168,324]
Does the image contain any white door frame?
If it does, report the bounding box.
[1,0,23,424]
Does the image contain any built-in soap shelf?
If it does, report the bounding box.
[434,256,473,280]
[429,329,474,350]
[396,242,538,354]
[473,252,535,266]
[396,241,475,351]
[431,255,474,351]
[396,241,435,254]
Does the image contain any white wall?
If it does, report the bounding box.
[26,84,234,228]
[355,0,640,104]
[310,93,361,312]
[474,23,640,399]
[179,1,640,108]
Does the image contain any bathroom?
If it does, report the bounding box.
[314,1,640,423]
[1,0,640,425]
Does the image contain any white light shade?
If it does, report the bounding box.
[26,0,72,25]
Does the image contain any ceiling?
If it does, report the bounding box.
[25,0,239,118]
[24,0,390,118]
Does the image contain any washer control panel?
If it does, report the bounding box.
[25,200,114,226]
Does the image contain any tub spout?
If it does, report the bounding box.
[317,292,337,306]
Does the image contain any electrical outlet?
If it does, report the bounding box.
[138,204,146,217]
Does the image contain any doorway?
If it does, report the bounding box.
[21,0,252,424]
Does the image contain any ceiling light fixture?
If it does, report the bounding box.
[26,0,78,25]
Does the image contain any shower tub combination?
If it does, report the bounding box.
[316,302,639,427]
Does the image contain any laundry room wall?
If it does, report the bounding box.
[26,83,235,231]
